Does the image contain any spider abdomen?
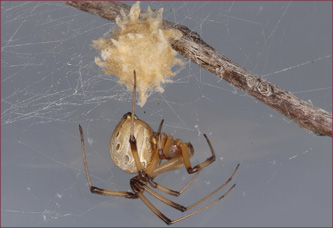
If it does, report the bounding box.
[109,113,156,173]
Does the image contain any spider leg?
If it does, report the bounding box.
[147,163,239,210]
[148,171,201,196]
[161,135,173,159]
[170,183,236,225]
[129,70,145,180]
[184,163,239,210]
[157,119,164,135]
[147,155,200,196]
[132,179,186,212]
[132,176,237,225]
[155,120,167,160]
[182,134,216,174]
[137,190,173,225]
[79,125,137,198]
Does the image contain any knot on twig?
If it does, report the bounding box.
[246,75,273,97]
[215,66,225,77]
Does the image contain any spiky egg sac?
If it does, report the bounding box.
[92,1,183,106]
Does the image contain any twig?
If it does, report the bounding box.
[65,1,332,137]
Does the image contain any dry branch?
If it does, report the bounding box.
[65,1,332,137]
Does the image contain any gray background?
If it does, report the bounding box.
[1,1,332,227]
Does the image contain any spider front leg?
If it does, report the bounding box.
[79,125,137,199]
[182,134,216,174]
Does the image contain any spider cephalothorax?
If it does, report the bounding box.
[79,71,239,225]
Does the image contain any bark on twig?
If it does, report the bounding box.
[65,1,332,137]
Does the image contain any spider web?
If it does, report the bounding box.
[1,1,332,227]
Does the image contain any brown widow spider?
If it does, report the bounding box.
[79,71,239,225]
